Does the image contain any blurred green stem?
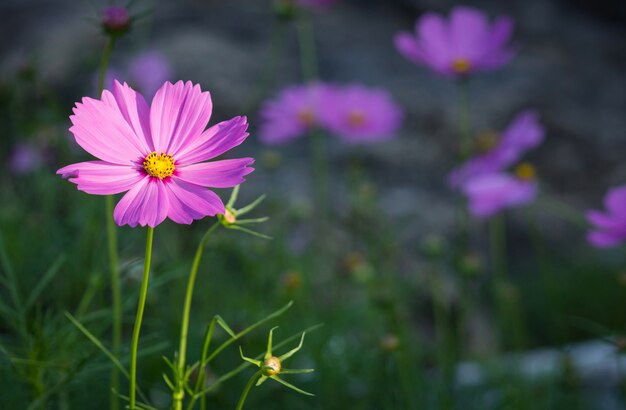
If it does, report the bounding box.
[429,269,454,410]
[296,12,318,81]
[172,222,220,410]
[97,35,122,410]
[129,227,154,410]
[456,78,471,161]
[242,20,288,114]
[235,370,262,410]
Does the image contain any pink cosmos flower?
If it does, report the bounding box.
[322,84,403,143]
[394,6,515,78]
[448,110,544,188]
[258,83,333,144]
[58,80,254,228]
[461,172,537,218]
[586,185,626,248]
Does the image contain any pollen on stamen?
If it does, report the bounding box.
[452,58,472,74]
[143,152,176,179]
[515,162,536,181]
[347,110,366,127]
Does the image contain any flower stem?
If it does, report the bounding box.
[97,34,121,410]
[456,78,472,161]
[172,222,220,410]
[296,12,318,81]
[235,370,262,410]
[129,227,154,410]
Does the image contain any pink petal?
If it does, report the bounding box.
[174,116,249,165]
[149,81,213,154]
[485,16,515,54]
[57,161,145,195]
[417,12,453,68]
[104,81,154,153]
[587,230,626,248]
[164,178,225,224]
[114,178,169,227]
[586,210,626,230]
[449,6,489,60]
[394,33,428,65]
[70,96,149,165]
[604,185,626,217]
[176,158,254,188]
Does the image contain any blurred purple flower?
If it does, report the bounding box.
[128,51,174,98]
[102,6,130,35]
[449,110,544,187]
[9,143,43,175]
[586,185,626,248]
[100,51,173,99]
[461,172,537,218]
[394,6,515,78]
[258,83,334,144]
[322,84,403,143]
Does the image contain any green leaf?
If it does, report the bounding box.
[216,315,236,338]
[235,194,266,216]
[24,254,66,312]
[280,368,314,374]
[278,332,305,362]
[226,225,272,240]
[271,375,315,396]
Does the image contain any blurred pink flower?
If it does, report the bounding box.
[58,80,254,228]
[394,6,515,78]
[9,143,43,175]
[448,110,544,187]
[258,83,334,144]
[586,185,626,248]
[322,84,403,143]
[461,172,536,218]
[102,50,173,99]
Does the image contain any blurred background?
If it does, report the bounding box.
[1,0,625,409]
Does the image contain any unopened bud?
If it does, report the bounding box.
[102,6,130,36]
[262,356,282,376]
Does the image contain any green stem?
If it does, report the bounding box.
[98,35,122,410]
[172,222,220,410]
[429,269,453,410]
[296,12,318,81]
[129,227,155,410]
[456,78,471,161]
[235,370,262,410]
[309,130,328,222]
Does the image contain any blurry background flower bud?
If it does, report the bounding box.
[102,6,130,36]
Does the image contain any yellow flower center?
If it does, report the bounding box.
[452,58,472,74]
[515,162,536,181]
[143,152,175,179]
[347,110,366,127]
[297,109,315,126]
[263,356,282,376]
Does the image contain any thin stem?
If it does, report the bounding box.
[129,227,155,410]
[98,34,122,410]
[456,78,472,161]
[296,12,318,81]
[172,222,220,410]
[309,129,328,222]
[235,370,262,410]
[429,269,453,410]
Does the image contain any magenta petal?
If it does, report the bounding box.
[57,161,146,195]
[165,178,225,223]
[449,6,489,60]
[105,81,154,153]
[417,12,452,67]
[485,16,514,54]
[604,185,626,217]
[174,116,249,165]
[176,158,254,188]
[394,33,428,65]
[149,81,213,154]
[114,178,168,227]
[587,230,626,248]
[70,96,148,165]
[586,210,626,230]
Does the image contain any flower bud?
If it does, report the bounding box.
[102,6,130,36]
[262,356,282,376]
